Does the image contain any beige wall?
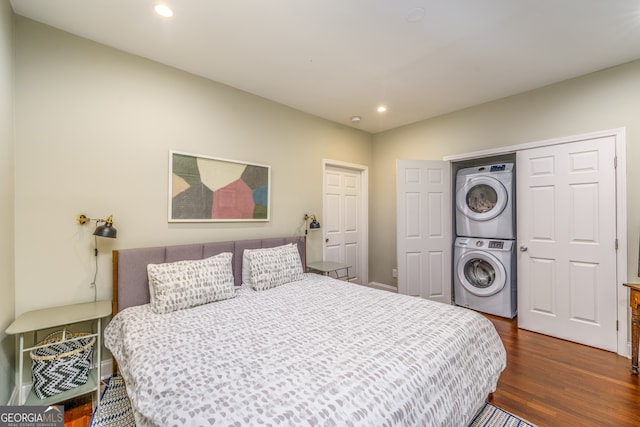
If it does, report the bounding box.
[0,0,15,404]
[370,60,640,286]
[13,17,372,316]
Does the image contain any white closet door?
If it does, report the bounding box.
[397,160,452,304]
[517,136,617,351]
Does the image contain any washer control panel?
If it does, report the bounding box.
[488,241,504,249]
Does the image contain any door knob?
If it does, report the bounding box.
[520,245,528,252]
[325,238,329,243]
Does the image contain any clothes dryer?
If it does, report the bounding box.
[455,163,515,239]
[453,237,516,318]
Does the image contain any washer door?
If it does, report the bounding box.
[456,176,508,222]
[456,250,506,297]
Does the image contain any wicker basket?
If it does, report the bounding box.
[30,331,96,399]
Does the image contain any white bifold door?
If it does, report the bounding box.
[517,136,617,352]
[396,160,452,304]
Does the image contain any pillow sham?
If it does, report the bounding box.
[242,244,300,286]
[147,252,236,314]
[246,243,303,291]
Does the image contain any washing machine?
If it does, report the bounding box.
[455,163,515,239]
[453,237,516,318]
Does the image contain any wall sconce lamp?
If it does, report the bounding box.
[78,214,118,301]
[303,214,321,235]
[77,214,118,238]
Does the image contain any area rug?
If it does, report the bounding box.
[89,376,135,427]
[469,402,537,427]
[91,376,536,427]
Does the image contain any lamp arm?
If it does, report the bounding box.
[77,214,114,225]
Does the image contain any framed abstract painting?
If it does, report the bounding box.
[169,151,271,222]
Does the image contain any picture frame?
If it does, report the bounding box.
[168,150,270,222]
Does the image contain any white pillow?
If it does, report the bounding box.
[147,252,236,314]
[246,244,303,291]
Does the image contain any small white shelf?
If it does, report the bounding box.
[307,261,352,281]
[24,369,99,406]
[5,301,111,407]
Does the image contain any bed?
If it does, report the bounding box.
[105,236,506,427]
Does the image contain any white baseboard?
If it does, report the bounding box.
[7,358,113,405]
[365,281,397,292]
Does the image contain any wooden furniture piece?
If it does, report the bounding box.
[623,283,640,374]
[306,260,351,281]
[5,300,112,406]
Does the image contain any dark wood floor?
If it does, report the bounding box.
[485,314,640,427]
[64,315,640,426]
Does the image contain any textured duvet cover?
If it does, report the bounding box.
[105,274,506,427]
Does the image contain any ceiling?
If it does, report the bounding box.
[10,0,640,134]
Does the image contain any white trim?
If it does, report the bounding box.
[443,128,625,162]
[322,159,369,285]
[445,128,628,356]
[614,128,629,357]
[7,385,16,406]
[366,281,398,292]
[101,358,114,381]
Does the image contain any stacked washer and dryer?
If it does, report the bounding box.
[454,163,517,318]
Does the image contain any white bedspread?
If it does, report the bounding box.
[105,274,506,427]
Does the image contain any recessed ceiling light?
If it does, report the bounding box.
[407,7,426,23]
[377,106,387,113]
[154,4,174,18]
[351,116,362,123]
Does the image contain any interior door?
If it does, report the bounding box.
[324,165,362,283]
[517,136,617,351]
[397,160,452,303]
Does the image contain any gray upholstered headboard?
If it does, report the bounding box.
[112,236,306,315]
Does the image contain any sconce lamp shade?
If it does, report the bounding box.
[94,223,117,238]
[309,218,321,229]
[93,214,117,238]
[78,214,118,238]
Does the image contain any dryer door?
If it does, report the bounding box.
[456,250,506,297]
[456,176,508,222]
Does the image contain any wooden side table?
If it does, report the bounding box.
[5,300,112,405]
[307,261,352,281]
[623,283,640,375]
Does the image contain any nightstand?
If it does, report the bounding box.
[623,283,640,375]
[307,261,352,281]
[5,300,111,406]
